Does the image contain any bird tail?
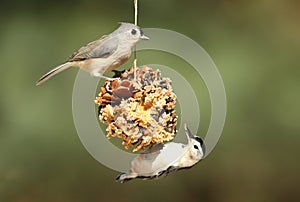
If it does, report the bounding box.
[115,172,137,183]
[36,62,76,86]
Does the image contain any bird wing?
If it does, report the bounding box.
[67,35,119,62]
[131,143,186,177]
[150,143,186,172]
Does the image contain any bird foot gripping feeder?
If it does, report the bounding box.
[95,66,178,152]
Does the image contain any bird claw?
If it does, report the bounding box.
[93,73,120,81]
[107,77,121,82]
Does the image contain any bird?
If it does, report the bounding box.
[116,124,205,183]
[36,22,149,86]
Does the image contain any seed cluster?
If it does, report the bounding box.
[95,66,177,152]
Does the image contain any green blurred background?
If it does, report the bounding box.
[1,0,300,201]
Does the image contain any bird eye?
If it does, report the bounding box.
[131,29,137,35]
[194,145,199,150]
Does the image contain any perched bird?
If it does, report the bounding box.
[116,124,205,183]
[36,22,149,85]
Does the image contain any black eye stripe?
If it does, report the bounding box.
[131,29,137,35]
[194,137,203,146]
[140,30,144,36]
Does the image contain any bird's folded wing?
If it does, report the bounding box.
[68,35,119,61]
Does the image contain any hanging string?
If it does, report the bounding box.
[134,0,138,26]
[133,0,138,80]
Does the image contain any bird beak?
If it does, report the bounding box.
[184,123,194,143]
[140,35,149,40]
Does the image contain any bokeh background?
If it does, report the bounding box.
[1,0,300,201]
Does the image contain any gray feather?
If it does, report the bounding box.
[36,62,75,86]
[68,35,119,61]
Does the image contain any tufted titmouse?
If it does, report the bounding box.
[36,22,149,86]
[116,124,205,182]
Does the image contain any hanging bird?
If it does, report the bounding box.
[116,124,205,182]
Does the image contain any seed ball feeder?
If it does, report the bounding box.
[95,66,178,152]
